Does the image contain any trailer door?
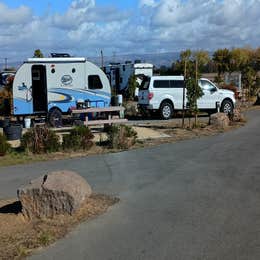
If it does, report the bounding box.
[31,65,48,113]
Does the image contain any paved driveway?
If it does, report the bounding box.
[1,110,260,260]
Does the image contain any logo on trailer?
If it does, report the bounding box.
[61,75,73,85]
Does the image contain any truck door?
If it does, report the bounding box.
[31,65,48,113]
[197,79,218,109]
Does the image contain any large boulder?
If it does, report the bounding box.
[17,170,92,219]
[210,113,230,128]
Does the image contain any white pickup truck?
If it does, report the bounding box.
[138,76,236,119]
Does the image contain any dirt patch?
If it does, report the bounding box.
[0,195,119,259]
[134,121,246,148]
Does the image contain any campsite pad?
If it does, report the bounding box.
[92,126,170,142]
[132,126,170,140]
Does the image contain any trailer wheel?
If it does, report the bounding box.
[48,108,62,127]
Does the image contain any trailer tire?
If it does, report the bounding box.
[48,108,62,127]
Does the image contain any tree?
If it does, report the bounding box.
[230,48,251,72]
[213,48,231,76]
[126,75,138,101]
[186,59,204,127]
[180,49,192,77]
[192,50,210,72]
[33,49,44,58]
[242,66,257,97]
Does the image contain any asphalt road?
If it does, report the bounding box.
[1,110,260,260]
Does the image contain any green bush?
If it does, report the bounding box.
[0,133,10,156]
[62,126,94,151]
[106,125,137,149]
[21,126,60,154]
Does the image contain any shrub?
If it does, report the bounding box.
[106,125,137,149]
[0,133,10,156]
[62,126,94,151]
[21,126,60,154]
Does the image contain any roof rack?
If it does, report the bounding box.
[50,53,71,58]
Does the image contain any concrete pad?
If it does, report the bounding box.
[133,126,170,140]
[92,126,170,142]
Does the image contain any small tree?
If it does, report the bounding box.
[186,59,204,127]
[33,49,44,58]
[126,75,138,100]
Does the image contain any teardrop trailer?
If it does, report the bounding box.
[3,56,126,127]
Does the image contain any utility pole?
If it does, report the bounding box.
[182,60,187,128]
[112,51,116,63]
[101,50,104,71]
[195,58,198,126]
[4,58,7,70]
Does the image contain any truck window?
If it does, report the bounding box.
[169,80,185,88]
[153,80,170,88]
[200,80,216,91]
[88,75,103,89]
[139,77,151,90]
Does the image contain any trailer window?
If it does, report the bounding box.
[32,70,40,80]
[88,75,103,89]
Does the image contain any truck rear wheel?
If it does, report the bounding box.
[160,102,173,120]
[48,108,62,127]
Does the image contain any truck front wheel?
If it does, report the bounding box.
[160,102,173,120]
[220,100,233,115]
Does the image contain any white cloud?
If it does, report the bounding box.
[0,3,32,25]
[1,0,260,65]
[139,0,158,8]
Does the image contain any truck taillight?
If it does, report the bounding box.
[148,92,154,100]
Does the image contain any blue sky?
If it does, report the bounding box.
[2,0,138,15]
[0,0,259,63]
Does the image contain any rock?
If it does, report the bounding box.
[254,92,260,106]
[231,108,243,122]
[124,101,138,117]
[17,170,92,219]
[210,113,230,128]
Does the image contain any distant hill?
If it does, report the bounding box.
[88,52,180,68]
[0,52,181,71]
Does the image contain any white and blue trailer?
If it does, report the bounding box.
[12,57,111,124]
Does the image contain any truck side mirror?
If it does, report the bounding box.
[210,87,217,93]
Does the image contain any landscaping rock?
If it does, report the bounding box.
[17,170,92,219]
[231,108,243,122]
[124,101,138,117]
[210,113,230,128]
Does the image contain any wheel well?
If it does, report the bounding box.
[160,99,174,109]
[48,107,62,114]
[221,98,234,108]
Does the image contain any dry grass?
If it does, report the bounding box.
[133,120,246,148]
[0,195,119,259]
[0,145,105,167]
